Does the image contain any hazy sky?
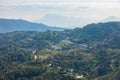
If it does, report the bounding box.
[0,0,120,21]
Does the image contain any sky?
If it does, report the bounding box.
[0,0,120,22]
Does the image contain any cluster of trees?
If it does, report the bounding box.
[0,22,120,80]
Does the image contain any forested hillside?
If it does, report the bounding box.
[0,22,120,80]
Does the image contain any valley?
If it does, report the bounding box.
[0,22,120,80]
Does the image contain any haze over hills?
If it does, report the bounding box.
[0,18,65,33]
[0,16,120,33]
[34,14,120,28]
[101,16,120,22]
[34,14,93,28]
[0,0,120,80]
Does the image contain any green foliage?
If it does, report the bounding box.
[0,22,120,80]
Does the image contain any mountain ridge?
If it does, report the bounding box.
[0,18,65,33]
[34,14,93,28]
[34,14,120,28]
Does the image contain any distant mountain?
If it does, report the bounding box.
[0,18,65,33]
[34,14,93,28]
[101,16,120,22]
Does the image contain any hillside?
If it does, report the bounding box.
[0,19,65,33]
[0,22,120,80]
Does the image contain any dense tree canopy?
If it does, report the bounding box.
[0,22,120,80]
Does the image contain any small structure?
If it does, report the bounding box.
[32,50,36,54]
[75,75,84,79]
[66,37,70,40]
[34,55,38,60]
[48,64,52,67]
[79,44,87,47]
[51,45,62,50]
